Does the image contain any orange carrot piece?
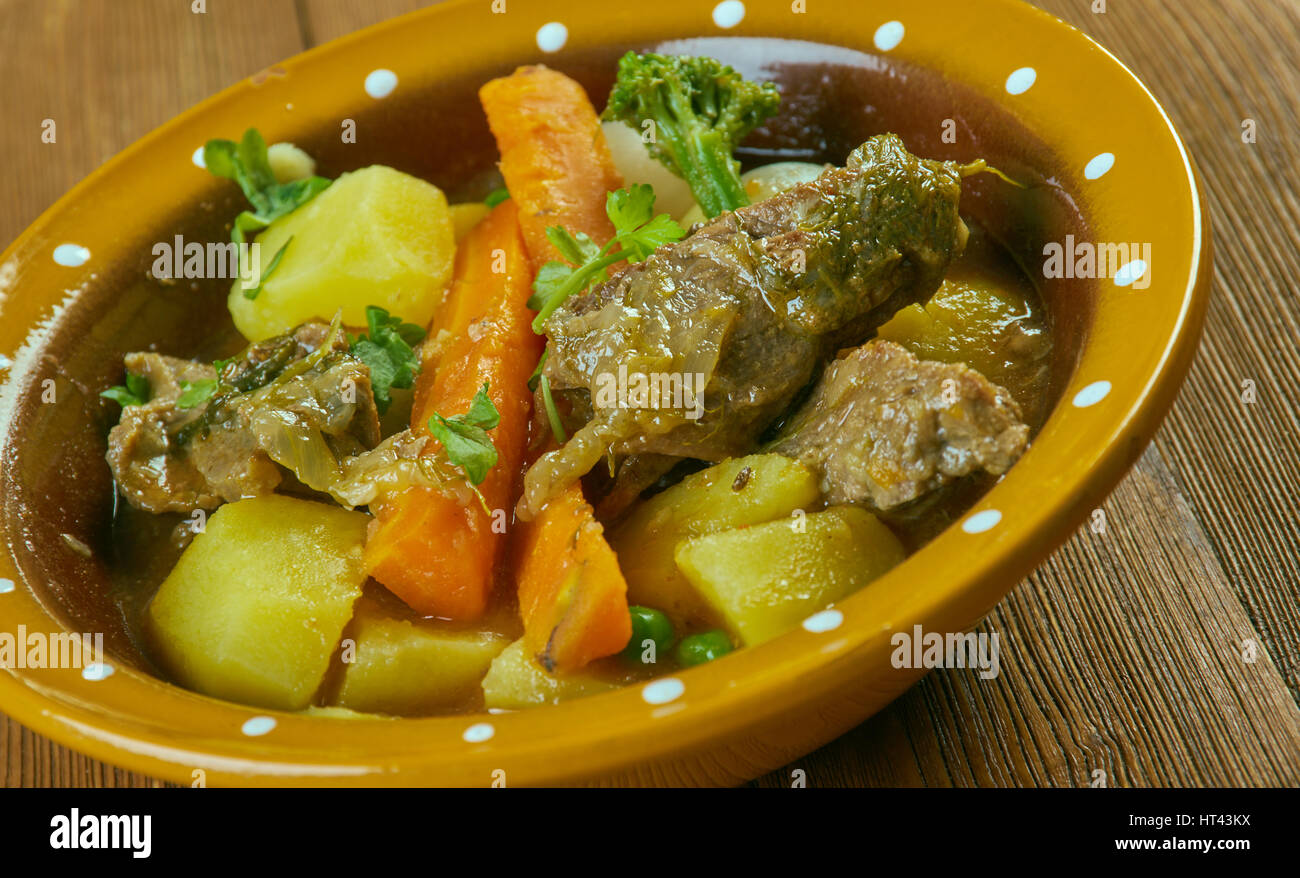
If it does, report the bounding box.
[479,65,624,271]
[514,483,631,672]
[364,491,493,621]
[365,201,542,621]
[479,65,633,670]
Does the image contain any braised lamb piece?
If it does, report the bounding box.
[524,134,969,516]
[106,320,380,513]
[771,339,1028,510]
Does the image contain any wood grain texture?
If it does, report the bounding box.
[1,0,1297,788]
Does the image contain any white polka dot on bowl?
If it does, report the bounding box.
[802,609,843,633]
[0,578,14,594]
[364,69,398,99]
[536,22,568,53]
[962,509,1003,534]
[1072,380,1111,408]
[873,21,904,52]
[1004,67,1037,95]
[241,716,277,736]
[82,662,114,681]
[52,244,90,267]
[1113,259,1147,287]
[462,722,495,743]
[712,0,745,29]
[1084,152,1115,180]
[642,677,684,705]
[191,146,207,169]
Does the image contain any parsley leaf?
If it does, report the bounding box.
[100,373,151,409]
[526,349,548,392]
[241,236,292,301]
[604,183,657,233]
[619,213,689,262]
[527,261,577,313]
[529,183,685,332]
[348,305,425,414]
[176,378,219,410]
[484,186,511,208]
[545,226,602,266]
[538,374,567,444]
[428,383,501,487]
[203,128,331,299]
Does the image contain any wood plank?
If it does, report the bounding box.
[295,0,439,45]
[0,0,304,788]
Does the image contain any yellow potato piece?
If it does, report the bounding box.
[229,165,455,341]
[333,601,508,716]
[609,454,820,628]
[674,506,905,646]
[299,705,389,720]
[147,495,370,711]
[449,202,491,243]
[875,276,1042,390]
[481,640,617,710]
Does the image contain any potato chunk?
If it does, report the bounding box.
[875,275,1049,405]
[674,506,905,646]
[608,454,819,627]
[449,202,491,243]
[333,600,508,715]
[147,496,369,710]
[229,165,455,341]
[481,640,617,710]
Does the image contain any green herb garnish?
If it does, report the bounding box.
[100,373,151,409]
[528,184,686,332]
[538,374,567,444]
[176,378,219,410]
[348,306,425,414]
[428,383,501,508]
[241,236,292,301]
[527,349,548,393]
[484,186,510,208]
[203,128,330,298]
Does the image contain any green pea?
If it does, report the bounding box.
[622,606,675,663]
[675,630,733,667]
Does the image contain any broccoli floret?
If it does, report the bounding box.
[603,52,781,219]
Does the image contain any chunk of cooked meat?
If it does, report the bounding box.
[523,134,968,517]
[770,339,1028,510]
[106,353,246,513]
[106,321,381,513]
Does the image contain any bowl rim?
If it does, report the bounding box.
[0,0,1210,786]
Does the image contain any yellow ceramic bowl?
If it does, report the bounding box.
[0,0,1208,786]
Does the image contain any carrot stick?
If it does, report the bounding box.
[515,483,631,672]
[480,65,624,270]
[364,201,541,621]
[479,66,632,670]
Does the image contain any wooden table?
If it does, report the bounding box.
[1,0,1297,788]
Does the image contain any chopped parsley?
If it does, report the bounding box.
[348,306,425,414]
[484,186,511,208]
[538,374,567,444]
[528,183,686,332]
[428,383,501,509]
[203,128,330,298]
[176,378,219,410]
[241,236,292,301]
[100,373,150,409]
